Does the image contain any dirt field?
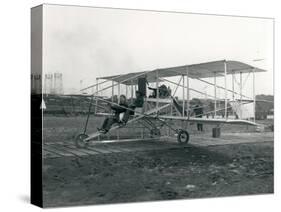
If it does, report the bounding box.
[42,141,273,207]
[42,115,274,207]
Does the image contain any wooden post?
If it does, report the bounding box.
[95,78,99,114]
[131,80,133,104]
[232,72,235,101]
[232,72,235,116]
[186,67,189,118]
[156,70,159,110]
[224,61,227,119]
[182,75,185,117]
[240,72,242,118]
[117,82,120,140]
[125,84,128,97]
[118,82,120,103]
[111,80,114,102]
[141,126,144,139]
[253,68,256,122]
[214,72,217,117]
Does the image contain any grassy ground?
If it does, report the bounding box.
[43,115,272,143]
[42,115,273,207]
[42,141,273,207]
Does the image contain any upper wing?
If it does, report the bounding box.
[95,60,266,86]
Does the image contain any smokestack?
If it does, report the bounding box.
[44,73,53,94]
[53,72,63,95]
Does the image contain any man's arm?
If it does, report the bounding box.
[111,103,127,113]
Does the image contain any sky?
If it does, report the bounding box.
[42,4,274,98]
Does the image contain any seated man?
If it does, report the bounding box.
[98,95,128,134]
[148,84,170,98]
[148,87,157,98]
[159,84,169,98]
[121,90,144,124]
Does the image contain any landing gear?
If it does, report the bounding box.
[177,130,189,144]
[75,133,89,148]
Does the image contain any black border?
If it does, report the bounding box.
[30,5,43,207]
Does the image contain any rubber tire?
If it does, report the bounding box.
[177,130,189,144]
[75,133,89,148]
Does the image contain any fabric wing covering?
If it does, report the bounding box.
[229,101,254,119]
[98,60,266,85]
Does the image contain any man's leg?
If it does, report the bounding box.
[122,109,131,123]
[98,117,110,133]
[122,106,135,123]
[104,117,115,131]
[105,116,121,131]
[101,118,109,129]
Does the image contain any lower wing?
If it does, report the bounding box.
[157,115,258,126]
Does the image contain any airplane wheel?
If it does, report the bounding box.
[75,133,89,148]
[177,130,189,144]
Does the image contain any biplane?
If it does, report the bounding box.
[75,60,266,148]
